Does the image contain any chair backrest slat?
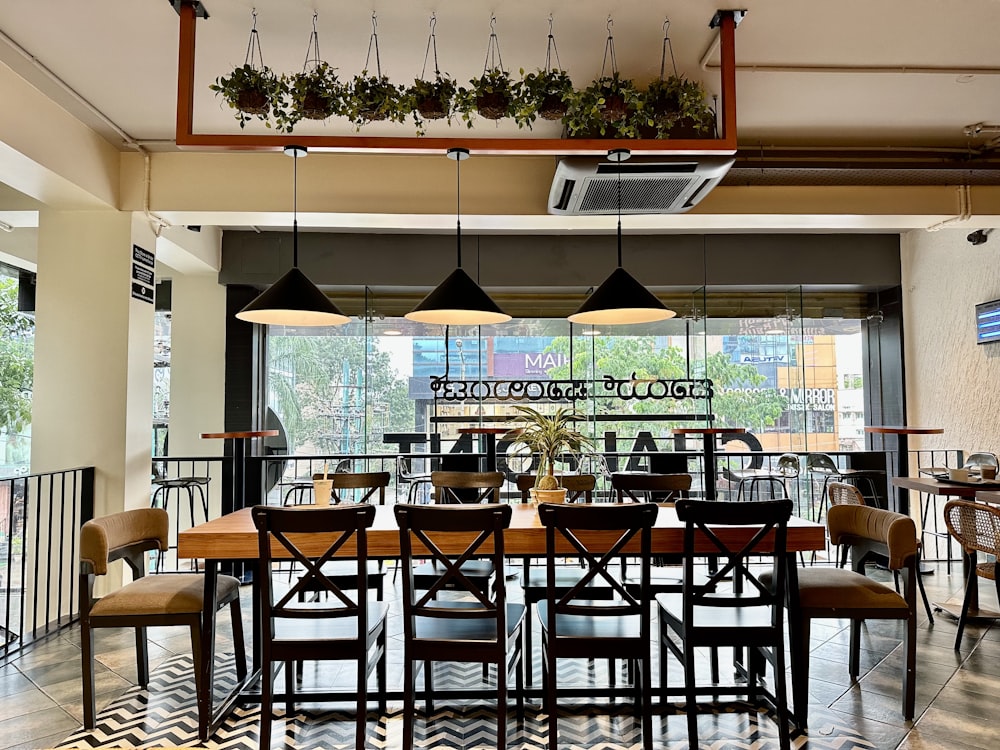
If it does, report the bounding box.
[612,472,692,503]
[252,505,375,624]
[432,471,504,504]
[395,503,512,642]
[311,471,390,505]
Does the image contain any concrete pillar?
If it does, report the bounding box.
[31,209,156,517]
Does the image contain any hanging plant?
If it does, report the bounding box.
[274,15,344,133]
[638,21,715,138]
[343,13,407,128]
[404,16,457,135]
[456,15,525,126]
[209,9,281,129]
[563,20,642,138]
[517,17,573,127]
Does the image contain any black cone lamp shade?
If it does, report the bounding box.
[236,145,350,327]
[568,148,675,326]
[568,266,675,325]
[405,147,511,326]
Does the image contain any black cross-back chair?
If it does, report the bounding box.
[658,498,794,750]
[252,505,388,750]
[537,502,659,750]
[395,503,524,750]
[612,471,692,503]
[515,473,609,688]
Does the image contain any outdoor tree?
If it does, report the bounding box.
[0,277,33,466]
[268,331,413,454]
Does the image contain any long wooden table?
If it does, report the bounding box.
[178,503,826,740]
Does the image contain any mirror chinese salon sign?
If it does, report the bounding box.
[729,386,836,411]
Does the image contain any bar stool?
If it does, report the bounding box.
[807,452,884,522]
[733,453,799,501]
[150,474,210,572]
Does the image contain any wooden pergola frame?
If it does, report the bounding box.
[174,3,741,156]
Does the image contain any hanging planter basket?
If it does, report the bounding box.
[457,15,524,125]
[640,21,716,139]
[209,10,279,128]
[344,13,406,128]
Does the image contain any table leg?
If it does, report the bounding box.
[484,435,498,473]
[227,438,245,516]
[703,439,717,502]
[893,433,910,515]
[198,559,218,742]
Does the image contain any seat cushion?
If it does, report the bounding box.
[414,601,525,640]
[90,573,240,617]
[792,568,909,611]
[536,600,642,639]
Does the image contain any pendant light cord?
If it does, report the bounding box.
[292,149,299,267]
[455,151,462,268]
[616,155,623,268]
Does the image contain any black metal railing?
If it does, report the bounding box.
[0,466,95,658]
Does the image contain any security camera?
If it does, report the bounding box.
[967,229,992,245]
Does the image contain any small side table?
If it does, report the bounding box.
[865,426,944,515]
[457,427,513,472]
[672,427,747,501]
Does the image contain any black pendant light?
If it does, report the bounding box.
[568,148,676,326]
[405,148,511,326]
[236,145,350,327]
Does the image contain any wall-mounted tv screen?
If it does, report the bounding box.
[976,299,1000,344]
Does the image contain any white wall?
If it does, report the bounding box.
[901,227,1000,456]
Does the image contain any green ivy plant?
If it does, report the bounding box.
[405,74,458,135]
[640,75,715,138]
[456,68,524,127]
[209,63,282,129]
[563,73,643,138]
[275,62,345,133]
[517,68,574,128]
[343,72,407,129]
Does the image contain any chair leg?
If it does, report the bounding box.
[424,660,433,717]
[955,554,979,650]
[189,623,205,735]
[260,652,273,750]
[377,629,388,715]
[547,641,558,750]
[230,599,247,681]
[81,621,96,728]
[497,657,508,750]
[789,615,810,731]
[770,643,791,750]
[135,626,149,687]
[285,660,295,717]
[641,654,652,750]
[684,642,699,749]
[514,642,524,717]
[903,610,916,721]
[915,554,934,623]
[357,647,369,750]
[848,620,861,680]
[402,658,415,750]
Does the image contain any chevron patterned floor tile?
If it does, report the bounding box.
[55,654,879,749]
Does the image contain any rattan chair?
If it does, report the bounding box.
[79,508,246,735]
[943,499,1000,650]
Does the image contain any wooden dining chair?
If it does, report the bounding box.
[431,470,504,504]
[537,501,659,750]
[943,499,1000,650]
[658,498,794,750]
[395,503,524,750]
[252,504,388,750]
[79,508,246,734]
[515,473,606,688]
[781,503,918,730]
[612,471,692,503]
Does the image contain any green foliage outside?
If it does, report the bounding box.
[543,336,787,447]
[0,277,33,468]
[268,333,413,455]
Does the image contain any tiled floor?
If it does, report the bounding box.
[0,562,997,749]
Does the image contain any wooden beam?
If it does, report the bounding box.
[175,10,741,156]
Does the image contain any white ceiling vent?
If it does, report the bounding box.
[548,155,734,215]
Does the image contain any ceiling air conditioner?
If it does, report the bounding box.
[547,155,734,215]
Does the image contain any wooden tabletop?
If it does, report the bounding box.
[892,476,990,497]
[178,503,825,560]
[976,491,1000,505]
[864,426,944,435]
[672,427,747,435]
[456,427,514,435]
[200,430,279,440]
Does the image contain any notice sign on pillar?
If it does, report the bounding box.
[131,244,155,304]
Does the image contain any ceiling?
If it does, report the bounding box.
[3,0,1000,241]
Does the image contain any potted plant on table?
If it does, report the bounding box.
[508,405,592,503]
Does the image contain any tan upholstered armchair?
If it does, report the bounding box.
[79,507,245,735]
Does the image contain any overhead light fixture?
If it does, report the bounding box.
[0,219,13,233]
[568,148,675,326]
[235,145,349,327]
[405,148,511,326]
